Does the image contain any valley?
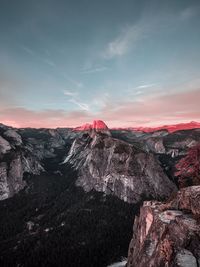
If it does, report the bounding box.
[0,120,200,266]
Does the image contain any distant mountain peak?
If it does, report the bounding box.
[75,123,92,131]
[92,120,108,130]
[74,120,110,135]
[130,121,200,133]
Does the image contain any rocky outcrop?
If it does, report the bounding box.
[75,120,111,136]
[162,129,200,156]
[127,186,200,267]
[175,144,200,187]
[0,162,9,199]
[1,120,199,203]
[64,132,176,203]
[92,120,111,136]
[0,126,77,200]
[0,152,44,200]
[3,129,22,146]
[145,137,166,154]
[0,136,11,155]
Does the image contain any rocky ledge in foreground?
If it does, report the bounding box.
[127,186,200,267]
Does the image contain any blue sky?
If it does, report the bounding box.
[0,0,200,127]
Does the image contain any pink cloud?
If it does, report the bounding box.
[97,88,200,127]
[0,88,200,128]
[0,108,92,128]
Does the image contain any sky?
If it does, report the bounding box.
[0,0,200,128]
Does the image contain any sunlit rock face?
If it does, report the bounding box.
[75,123,92,131]
[93,119,109,130]
[132,121,200,133]
[64,130,176,203]
[75,120,111,136]
[127,186,200,267]
[91,120,111,137]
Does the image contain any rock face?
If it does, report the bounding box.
[0,125,77,200]
[0,136,11,155]
[64,131,177,203]
[112,128,200,160]
[1,120,199,203]
[175,144,200,187]
[145,137,166,154]
[0,150,44,200]
[75,120,111,136]
[113,128,200,186]
[0,162,9,199]
[127,186,200,267]
[3,129,22,145]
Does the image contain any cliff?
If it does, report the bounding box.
[127,186,200,267]
[64,131,176,203]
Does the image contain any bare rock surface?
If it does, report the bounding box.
[0,136,11,155]
[75,119,111,136]
[3,129,22,145]
[127,186,200,267]
[0,125,77,200]
[64,131,177,203]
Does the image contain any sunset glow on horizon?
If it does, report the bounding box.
[0,0,200,128]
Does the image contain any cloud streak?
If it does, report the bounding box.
[180,5,200,21]
[103,25,143,59]
[81,66,108,74]
[20,44,56,67]
[102,4,200,61]
[136,83,157,89]
[69,98,89,111]
[97,88,200,127]
[63,90,78,97]
[1,88,200,128]
[0,108,92,128]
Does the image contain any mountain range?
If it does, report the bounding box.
[0,120,200,266]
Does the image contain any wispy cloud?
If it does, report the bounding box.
[63,75,83,89]
[63,89,89,111]
[43,58,56,67]
[69,98,89,111]
[2,88,200,128]
[0,72,25,108]
[0,107,92,128]
[20,45,35,56]
[98,88,200,127]
[81,66,108,74]
[136,83,157,89]
[20,44,56,67]
[103,25,144,59]
[102,3,200,61]
[180,6,200,21]
[92,93,110,109]
[63,90,78,97]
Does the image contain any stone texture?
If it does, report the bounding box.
[127,186,200,267]
[0,136,11,155]
[0,162,9,200]
[3,129,22,146]
[64,132,177,203]
[75,120,111,136]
